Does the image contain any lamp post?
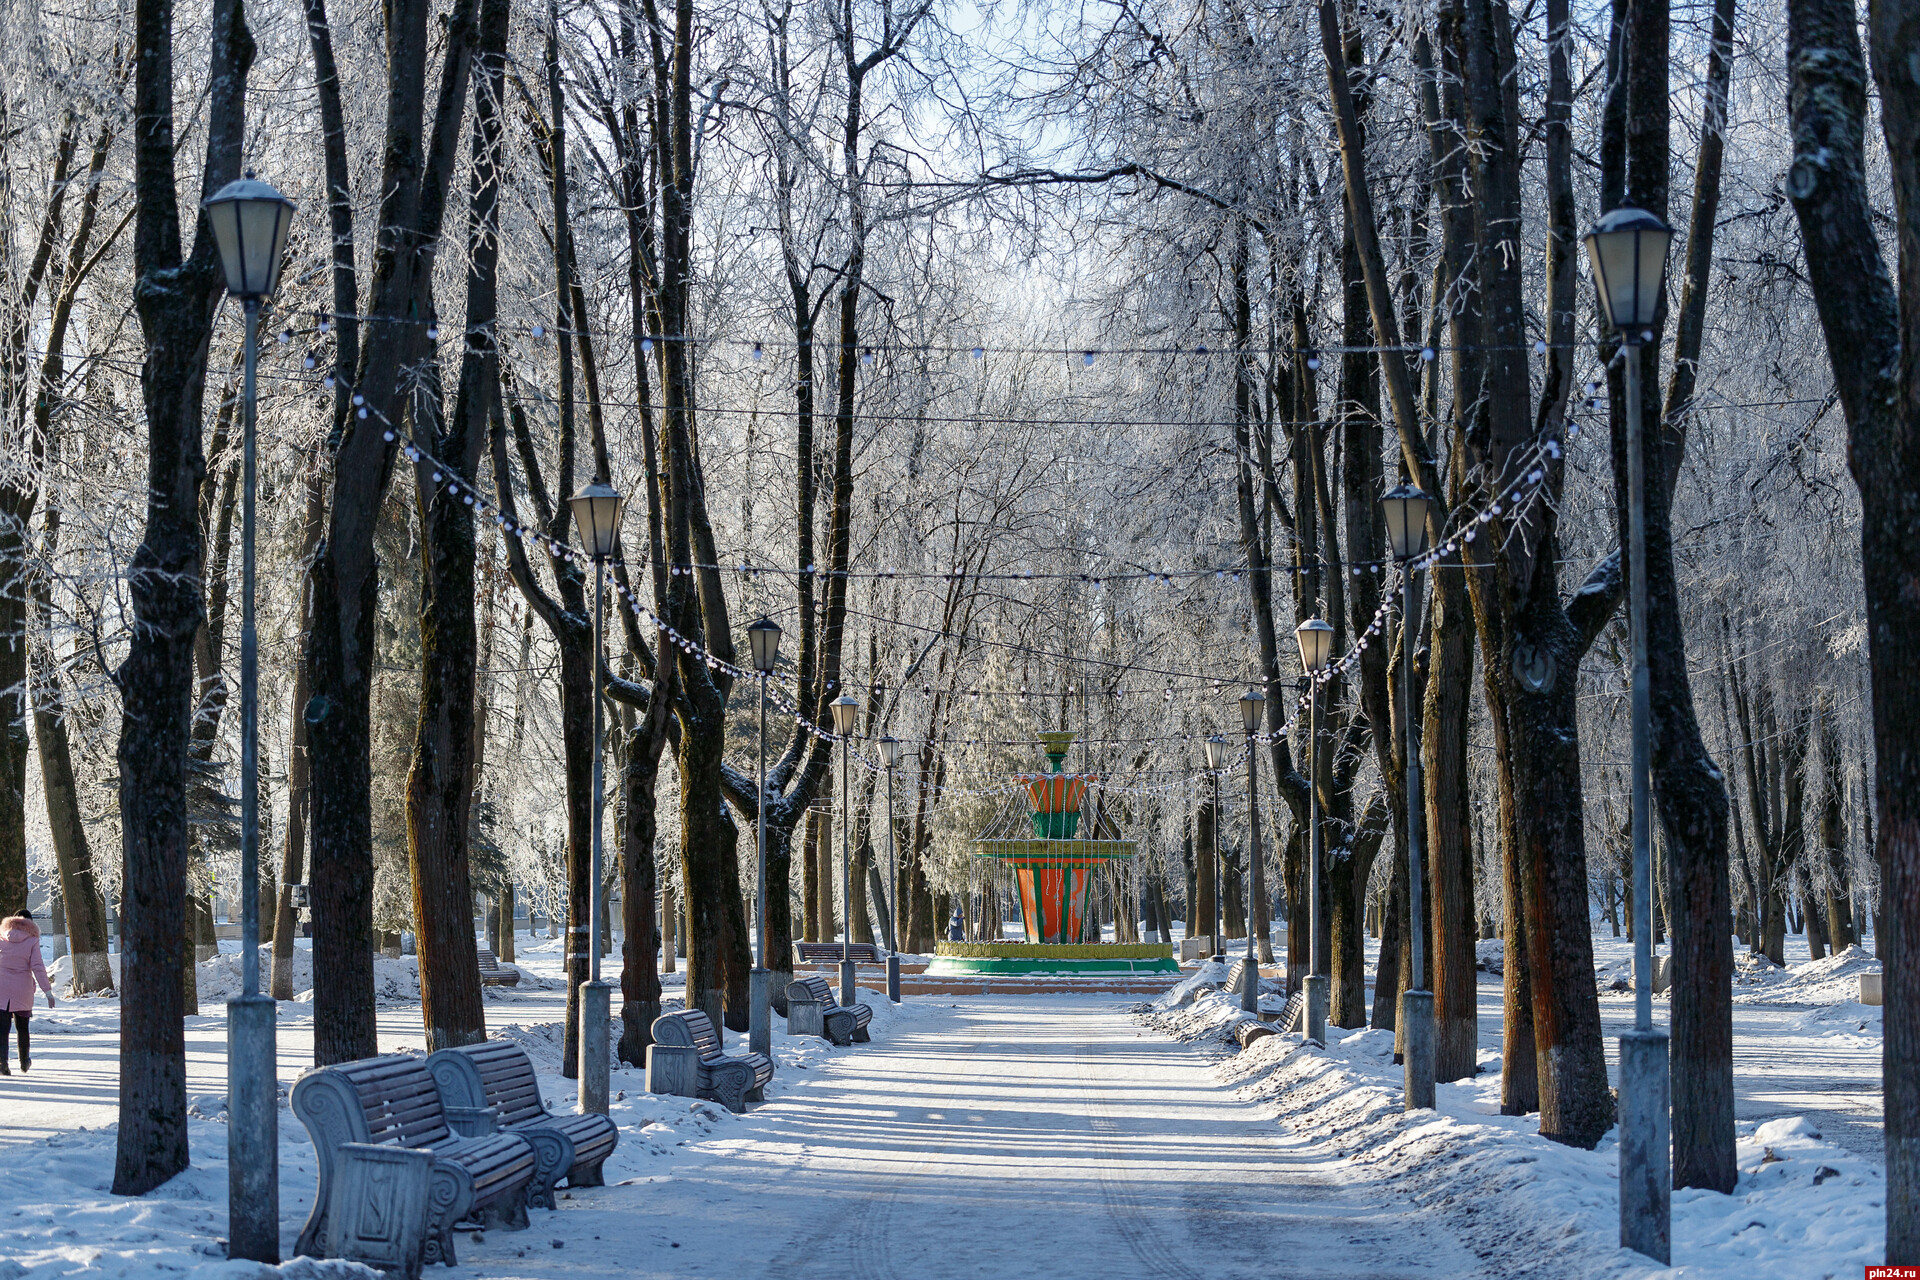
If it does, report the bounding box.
[568,478,623,1116]
[879,735,903,1003]
[1203,735,1226,964]
[203,170,295,1266]
[746,618,782,1057]
[1383,478,1435,1110]
[1296,616,1334,1045]
[1238,689,1265,1013]
[832,694,860,1007]
[1584,204,1675,1265]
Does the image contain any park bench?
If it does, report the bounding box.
[291,1052,538,1270]
[1225,957,1257,1001]
[784,974,873,1046]
[646,1008,773,1113]
[476,946,521,986]
[425,1039,619,1210]
[1273,990,1304,1033]
[793,940,883,964]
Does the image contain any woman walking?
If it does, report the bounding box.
[0,909,55,1073]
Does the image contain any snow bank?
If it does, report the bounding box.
[1733,944,1880,1007]
[0,1098,381,1280]
[1141,986,1883,1279]
[1152,957,1230,1011]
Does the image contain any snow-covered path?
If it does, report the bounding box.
[464,997,1482,1280]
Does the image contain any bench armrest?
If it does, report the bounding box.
[444,1105,499,1138]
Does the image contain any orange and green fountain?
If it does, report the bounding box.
[926,731,1177,976]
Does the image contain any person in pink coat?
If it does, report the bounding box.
[0,909,56,1074]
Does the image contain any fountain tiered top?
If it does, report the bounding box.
[973,730,1134,866]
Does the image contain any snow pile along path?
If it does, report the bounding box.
[1142,986,1883,1280]
[1732,943,1881,1006]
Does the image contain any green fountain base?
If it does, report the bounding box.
[925,941,1179,976]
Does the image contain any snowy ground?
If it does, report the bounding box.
[4,933,1485,1280]
[0,925,1883,1279]
[1149,969,1880,1279]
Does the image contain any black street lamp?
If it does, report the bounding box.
[202,169,296,1267]
[1204,734,1226,964]
[1585,204,1675,1265]
[567,479,623,1117]
[746,617,781,1056]
[1382,478,1435,1110]
[879,735,904,1003]
[1238,688,1265,1014]
[832,694,861,1007]
[1295,616,1334,1045]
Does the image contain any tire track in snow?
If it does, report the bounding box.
[1076,1028,1207,1280]
[765,1027,984,1280]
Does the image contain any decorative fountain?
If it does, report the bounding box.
[925,730,1177,977]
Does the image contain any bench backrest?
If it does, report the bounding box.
[653,1008,725,1059]
[433,1040,547,1128]
[794,941,878,961]
[788,974,838,1009]
[477,947,501,970]
[321,1053,453,1149]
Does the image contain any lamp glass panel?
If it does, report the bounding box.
[1205,736,1224,770]
[1240,690,1264,733]
[748,619,781,672]
[832,696,858,734]
[1591,230,1640,329]
[1382,484,1432,559]
[1633,228,1673,327]
[879,736,901,767]
[1296,619,1334,671]
[239,197,288,296]
[568,485,624,557]
[209,202,247,299]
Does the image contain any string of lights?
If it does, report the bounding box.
[371,359,1558,728]
[269,306,1667,365]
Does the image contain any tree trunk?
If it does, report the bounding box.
[802,809,822,942]
[113,0,249,1194]
[30,509,110,993]
[402,0,507,1054]
[1373,830,1405,1034]
[617,712,669,1063]
[1194,796,1218,951]
[1333,798,1386,1029]
[1426,548,1478,1080]
[0,122,85,923]
[306,0,478,1068]
[271,454,325,1000]
[1787,0,1920,1248]
[1450,0,1611,1147]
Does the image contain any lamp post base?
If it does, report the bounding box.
[227,994,279,1263]
[839,959,857,1010]
[1399,988,1435,1111]
[579,980,612,1116]
[1240,958,1259,1013]
[748,967,772,1058]
[1303,974,1330,1046]
[886,954,901,1004]
[1619,1028,1671,1263]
